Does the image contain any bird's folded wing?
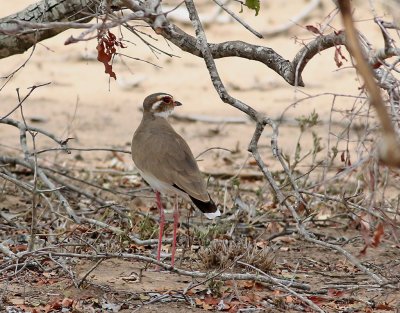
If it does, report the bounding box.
[133,129,209,202]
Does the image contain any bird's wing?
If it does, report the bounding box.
[132,125,209,202]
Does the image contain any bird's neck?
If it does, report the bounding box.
[141,111,173,128]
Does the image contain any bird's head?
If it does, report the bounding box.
[143,93,182,118]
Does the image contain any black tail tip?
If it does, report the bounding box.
[189,195,220,218]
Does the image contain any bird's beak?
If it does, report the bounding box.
[173,101,182,106]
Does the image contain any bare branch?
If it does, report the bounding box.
[0,0,97,59]
[338,0,400,167]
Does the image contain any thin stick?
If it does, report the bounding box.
[212,0,262,38]
[238,261,325,313]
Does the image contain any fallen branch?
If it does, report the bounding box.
[22,250,311,290]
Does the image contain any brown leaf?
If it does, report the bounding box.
[375,303,394,310]
[334,49,343,67]
[202,302,213,310]
[307,296,329,305]
[306,25,321,35]
[194,298,203,305]
[334,46,348,68]
[96,31,125,80]
[11,245,27,253]
[62,297,74,307]
[239,280,254,289]
[327,289,345,298]
[373,224,384,247]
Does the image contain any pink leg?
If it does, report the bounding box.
[171,194,179,267]
[155,191,164,270]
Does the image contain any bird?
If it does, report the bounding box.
[131,92,221,267]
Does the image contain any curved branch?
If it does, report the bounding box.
[292,31,346,81]
[158,23,304,87]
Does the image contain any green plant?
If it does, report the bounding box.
[137,215,158,240]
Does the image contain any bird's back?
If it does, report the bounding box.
[132,115,209,202]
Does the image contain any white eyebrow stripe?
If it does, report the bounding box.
[151,99,164,111]
[158,94,172,99]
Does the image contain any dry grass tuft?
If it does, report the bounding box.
[197,239,275,272]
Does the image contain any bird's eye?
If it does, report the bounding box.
[163,97,172,104]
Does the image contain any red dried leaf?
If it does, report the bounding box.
[203,296,220,305]
[32,280,45,286]
[11,245,27,253]
[373,224,384,247]
[375,303,394,310]
[334,49,343,68]
[372,61,382,69]
[307,295,329,305]
[96,31,125,80]
[327,289,345,298]
[333,46,348,68]
[46,299,63,312]
[306,25,321,35]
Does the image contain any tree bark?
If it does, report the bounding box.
[0,0,96,59]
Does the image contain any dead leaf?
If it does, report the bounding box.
[306,25,321,35]
[327,289,345,298]
[239,280,254,289]
[61,297,73,307]
[375,303,394,310]
[194,298,203,305]
[373,224,384,247]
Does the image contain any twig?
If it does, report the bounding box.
[0,83,50,120]
[211,0,262,38]
[238,261,325,313]
[25,250,311,290]
[261,0,321,37]
[48,253,79,288]
[0,242,17,260]
[0,155,80,222]
[33,146,131,156]
[78,258,104,288]
[0,171,33,193]
[195,147,231,159]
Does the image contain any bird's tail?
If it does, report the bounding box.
[172,184,220,219]
[189,195,221,219]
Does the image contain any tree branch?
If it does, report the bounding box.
[0,0,97,59]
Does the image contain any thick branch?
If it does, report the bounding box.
[0,0,96,59]
[159,24,303,87]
